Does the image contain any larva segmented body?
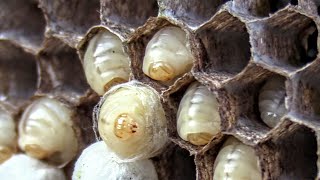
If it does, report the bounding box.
[73,141,158,180]
[0,106,16,163]
[83,31,130,95]
[213,137,262,180]
[259,76,287,128]
[142,26,194,83]
[97,81,168,161]
[177,82,221,146]
[18,97,78,166]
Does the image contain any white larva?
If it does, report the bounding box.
[142,26,194,82]
[177,82,221,146]
[18,97,78,167]
[0,106,16,163]
[97,81,168,161]
[0,154,66,180]
[83,30,130,95]
[213,137,262,180]
[72,141,158,180]
[258,76,287,128]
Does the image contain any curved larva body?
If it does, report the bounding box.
[72,141,158,180]
[18,97,78,166]
[0,154,66,180]
[97,81,168,161]
[177,82,221,145]
[259,77,287,128]
[84,31,130,95]
[213,137,262,180]
[0,107,16,163]
[142,26,194,82]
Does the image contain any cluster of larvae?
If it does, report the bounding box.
[73,25,289,179]
[0,97,78,179]
[0,25,289,180]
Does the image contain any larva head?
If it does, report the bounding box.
[259,76,287,128]
[73,141,158,180]
[142,26,194,83]
[0,107,16,163]
[83,30,130,95]
[213,137,262,180]
[97,81,168,160]
[0,154,66,180]
[18,97,78,166]
[177,82,221,146]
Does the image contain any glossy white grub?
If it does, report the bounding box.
[84,30,130,95]
[142,26,194,82]
[0,106,16,163]
[177,82,221,145]
[18,97,78,167]
[259,77,287,128]
[213,137,262,180]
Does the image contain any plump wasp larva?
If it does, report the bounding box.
[73,141,158,180]
[97,81,168,161]
[83,30,130,95]
[259,76,287,128]
[213,137,262,180]
[0,106,16,163]
[177,82,221,146]
[142,26,194,83]
[0,154,66,180]
[18,97,78,166]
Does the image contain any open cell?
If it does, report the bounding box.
[291,62,320,118]
[0,41,37,107]
[0,0,46,51]
[196,11,251,78]
[38,38,90,104]
[249,9,318,73]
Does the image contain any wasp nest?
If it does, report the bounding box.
[1,0,320,179]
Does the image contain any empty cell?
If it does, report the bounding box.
[0,41,37,106]
[196,11,251,77]
[250,10,318,72]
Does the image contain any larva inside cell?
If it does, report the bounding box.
[258,76,287,128]
[0,106,16,163]
[177,82,221,146]
[83,30,130,95]
[97,81,168,161]
[142,26,194,83]
[18,97,78,166]
[213,137,262,180]
[72,141,158,180]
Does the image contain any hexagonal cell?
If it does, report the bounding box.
[249,8,318,74]
[258,122,318,179]
[195,10,251,83]
[158,0,229,29]
[100,0,158,33]
[37,38,90,105]
[39,0,100,47]
[218,65,289,143]
[167,80,224,154]
[0,0,46,52]
[291,61,320,119]
[127,18,196,92]
[0,40,38,108]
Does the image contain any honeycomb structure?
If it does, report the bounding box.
[1,0,320,179]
